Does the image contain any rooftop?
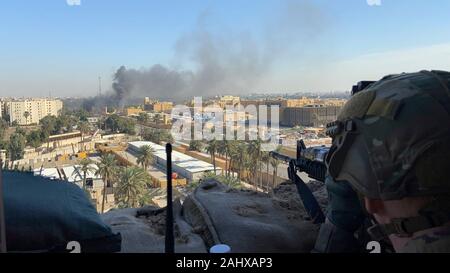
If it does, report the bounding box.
[128,141,219,174]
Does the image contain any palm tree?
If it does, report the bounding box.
[261,151,271,192]
[231,141,248,181]
[95,154,118,213]
[248,139,262,189]
[72,158,96,190]
[138,112,149,124]
[206,139,218,175]
[23,111,30,125]
[153,113,161,123]
[115,166,151,208]
[225,141,237,177]
[78,121,90,150]
[270,146,282,189]
[136,145,155,171]
[189,140,203,152]
[217,141,228,176]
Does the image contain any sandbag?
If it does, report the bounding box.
[101,201,207,253]
[2,171,121,253]
[183,180,320,253]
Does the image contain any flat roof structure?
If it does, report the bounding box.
[33,164,102,189]
[34,168,60,180]
[128,141,219,181]
[61,164,101,183]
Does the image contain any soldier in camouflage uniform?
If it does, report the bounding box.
[318,70,450,253]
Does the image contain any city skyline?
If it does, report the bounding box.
[1,0,450,97]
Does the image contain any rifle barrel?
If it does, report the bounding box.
[269,151,293,163]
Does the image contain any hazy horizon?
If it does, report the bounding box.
[2,0,450,98]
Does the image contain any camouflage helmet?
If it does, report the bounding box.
[325,70,450,201]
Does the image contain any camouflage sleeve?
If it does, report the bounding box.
[400,227,450,253]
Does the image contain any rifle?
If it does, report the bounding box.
[269,81,375,225]
[270,140,329,224]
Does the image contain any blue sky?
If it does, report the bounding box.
[1,0,450,97]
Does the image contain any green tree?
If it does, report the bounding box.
[248,139,262,189]
[40,115,58,135]
[142,128,173,144]
[270,146,282,189]
[0,119,8,139]
[105,115,136,135]
[226,141,238,177]
[15,127,27,136]
[95,154,118,213]
[115,166,151,208]
[105,114,121,133]
[189,140,203,152]
[136,145,155,171]
[78,121,90,145]
[23,111,30,125]
[73,109,89,122]
[206,139,218,175]
[26,130,44,149]
[1,114,10,124]
[217,141,228,177]
[229,141,247,180]
[200,172,242,190]
[261,151,271,192]
[73,158,96,190]
[0,140,7,150]
[8,133,26,164]
[55,113,78,133]
[137,113,149,124]
[153,113,161,123]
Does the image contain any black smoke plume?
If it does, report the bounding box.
[110,0,328,106]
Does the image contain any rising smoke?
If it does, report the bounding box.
[109,0,329,107]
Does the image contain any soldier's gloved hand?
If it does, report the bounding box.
[325,175,366,232]
[313,175,366,253]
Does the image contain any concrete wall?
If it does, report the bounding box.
[281,106,342,127]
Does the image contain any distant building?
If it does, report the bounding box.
[218,95,241,108]
[144,97,155,105]
[281,105,342,127]
[124,107,144,117]
[0,150,6,163]
[34,164,115,213]
[144,101,174,113]
[240,99,285,108]
[281,98,315,108]
[128,141,220,182]
[3,98,63,125]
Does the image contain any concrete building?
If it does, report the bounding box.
[281,105,342,127]
[34,163,115,213]
[144,101,174,113]
[124,107,145,117]
[128,141,220,182]
[218,95,241,108]
[4,98,63,125]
